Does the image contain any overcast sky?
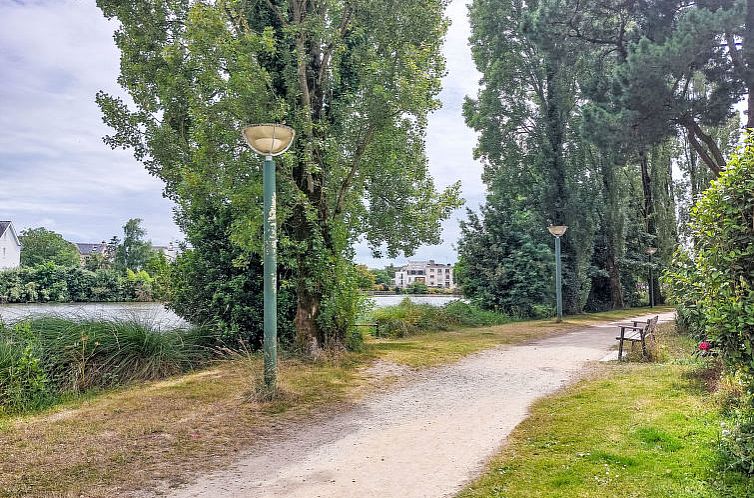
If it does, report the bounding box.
[0,0,485,267]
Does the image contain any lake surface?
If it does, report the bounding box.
[0,295,462,327]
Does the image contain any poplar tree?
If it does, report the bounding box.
[96,0,461,352]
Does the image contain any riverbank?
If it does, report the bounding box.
[0,306,670,497]
[0,295,465,327]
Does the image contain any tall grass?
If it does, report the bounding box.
[0,316,212,414]
[370,298,511,337]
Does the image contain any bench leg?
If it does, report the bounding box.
[641,336,648,358]
[618,328,625,361]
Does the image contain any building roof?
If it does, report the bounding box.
[0,221,10,238]
[75,242,108,256]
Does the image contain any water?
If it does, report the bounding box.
[0,295,461,327]
[0,302,188,328]
[369,295,463,308]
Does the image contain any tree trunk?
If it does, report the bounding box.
[600,156,624,309]
[294,274,323,356]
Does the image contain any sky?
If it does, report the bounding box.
[0,0,486,267]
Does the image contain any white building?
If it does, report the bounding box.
[153,243,179,262]
[394,260,455,289]
[0,221,22,270]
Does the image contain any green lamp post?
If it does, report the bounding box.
[548,225,568,322]
[242,123,295,390]
[646,246,658,308]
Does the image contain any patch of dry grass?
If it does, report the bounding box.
[0,306,671,497]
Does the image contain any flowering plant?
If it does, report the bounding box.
[696,339,716,357]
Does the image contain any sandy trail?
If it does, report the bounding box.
[166,312,674,498]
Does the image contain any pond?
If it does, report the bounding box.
[0,295,462,327]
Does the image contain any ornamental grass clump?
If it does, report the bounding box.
[0,315,212,414]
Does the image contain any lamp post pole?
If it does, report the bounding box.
[242,124,295,392]
[548,225,568,322]
[263,154,277,388]
[555,234,563,322]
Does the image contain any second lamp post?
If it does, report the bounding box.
[548,225,568,322]
[242,123,295,391]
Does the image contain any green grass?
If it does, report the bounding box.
[0,305,678,497]
[458,324,754,498]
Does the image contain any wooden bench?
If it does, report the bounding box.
[616,315,659,361]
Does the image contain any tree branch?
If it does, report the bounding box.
[334,125,376,217]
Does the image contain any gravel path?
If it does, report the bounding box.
[167,312,674,498]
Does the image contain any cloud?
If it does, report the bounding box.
[0,0,485,262]
[0,0,180,245]
[356,0,486,268]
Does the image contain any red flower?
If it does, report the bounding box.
[699,341,711,351]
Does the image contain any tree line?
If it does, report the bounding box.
[457,0,745,317]
[0,219,171,303]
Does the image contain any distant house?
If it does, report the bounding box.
[0,221,22,270]
[74,241,111,265]
[153,243,179,262]
[394,260,456,289]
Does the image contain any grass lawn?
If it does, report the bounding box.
[0,306,670,497]
[458,323,754,498]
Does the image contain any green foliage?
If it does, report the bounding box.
[115,218,154,272]
[662,248,706,338]
[19,227,79,267]
[0,322,55,414]
[682,137,754,392]
[354,265,376,291]
[721,408,754,475]
[96,0,462,351]
[0,263,157,303]
[167,204,296,349]
[0,316,210,414]
[405,281,429,295]
[458,204,554,318]
[371,298,510,338]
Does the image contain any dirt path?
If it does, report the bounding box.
[165,312,674,498]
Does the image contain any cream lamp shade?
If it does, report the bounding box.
[646,247,658,255]
[242,124,295,157]
[548,225,568,237]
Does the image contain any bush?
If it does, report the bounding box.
[663,136,754,473]
[371,298,510,337]
[721,407,754,474]
[0,323,55,414]
[662,248,706,339]
[683,138,754,389]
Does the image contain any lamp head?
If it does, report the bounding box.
[548,225,568,237]
[646,247,658,255]
[242,124,295,157]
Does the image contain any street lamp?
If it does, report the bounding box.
[646,246,658,308]
[548,225,568,322]
[242,123,295,390]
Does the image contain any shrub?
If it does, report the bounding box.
[721,407,754,474]
[0,322,55,414]
[685,137,754,390]
[371,298,510,338]
[662,248,706,339]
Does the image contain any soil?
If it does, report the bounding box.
[161,312,675,498]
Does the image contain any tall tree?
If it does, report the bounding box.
[19,228,80,268]
[96,0,461,352]
[464,0,597,315]
[115,218,153,272]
